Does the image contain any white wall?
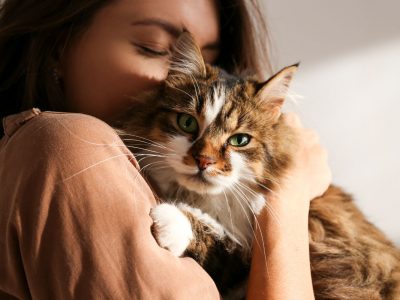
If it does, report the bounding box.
[263,0,400,245]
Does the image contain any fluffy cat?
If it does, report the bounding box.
[115,33,400,299]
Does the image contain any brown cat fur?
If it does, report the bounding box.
[116,33,400,299]
[310,187,400,299]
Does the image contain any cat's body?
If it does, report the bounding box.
[309,186,400,299]
[116,33,400,299]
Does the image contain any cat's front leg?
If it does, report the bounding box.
[151,203,248,297]
[150,203,194,257]
[151,203,239,263]
[150,202,227,259]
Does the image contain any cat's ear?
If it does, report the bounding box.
[166,31,207,86]
[255,63,299,122]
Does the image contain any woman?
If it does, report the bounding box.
[0,0,331,299]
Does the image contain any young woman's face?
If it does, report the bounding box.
[61,0,220,121]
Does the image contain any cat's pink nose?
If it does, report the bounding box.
[195,155,216,171]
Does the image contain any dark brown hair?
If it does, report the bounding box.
[0,0,272,134]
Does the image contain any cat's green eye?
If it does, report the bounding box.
[228,134,251,147]
[177,113,199,134]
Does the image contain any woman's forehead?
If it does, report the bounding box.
[108,0,220,48]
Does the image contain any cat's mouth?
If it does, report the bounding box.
[185,171,214,187]
[192,171,210,182]
[176,171,223,195]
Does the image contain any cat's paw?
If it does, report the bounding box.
[150,203,194,257]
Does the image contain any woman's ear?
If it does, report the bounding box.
[166,31,207,87]
[255,63,299,122]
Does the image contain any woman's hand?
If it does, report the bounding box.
[271,112,332,220]
[281,112,332,203]
[246,112,331,300]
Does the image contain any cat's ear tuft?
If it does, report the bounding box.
[166,31,207,86]
[255,63,299,122]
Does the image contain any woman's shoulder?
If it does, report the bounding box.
[3,109,119,147]
[12,109,117,140]
[1,109,137,172]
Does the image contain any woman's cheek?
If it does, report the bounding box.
[128,56,170,83]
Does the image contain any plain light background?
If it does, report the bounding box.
[263,0,400,244]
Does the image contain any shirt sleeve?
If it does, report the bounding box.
[0,112,219,300]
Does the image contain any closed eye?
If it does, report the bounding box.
[133,43,170,57]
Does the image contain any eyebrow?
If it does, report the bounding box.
[131,18,220,51]
[131,18,182,37]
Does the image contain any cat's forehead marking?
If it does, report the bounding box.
[203,83,225,128]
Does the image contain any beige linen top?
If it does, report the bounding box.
[0,109,219,299]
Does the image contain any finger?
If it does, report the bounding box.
[320,147,328,160]
[282,112,303,128]
[304,129,320,144]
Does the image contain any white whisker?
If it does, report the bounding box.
[140,160,170,174]
[61,153,132,183]
[222,188,235,237]
[228,184,254,249]
[236,181,281,226]
[119,133,171,151]
[122,138,170,151]
[169,85,196,102]
[124,145,170,155]
[232,183,270,277]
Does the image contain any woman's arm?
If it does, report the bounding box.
[0,111,219,299]
[246,113,331,300]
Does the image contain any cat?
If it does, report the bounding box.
[115,32,400,299]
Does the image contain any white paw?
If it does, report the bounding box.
[150,203,194,257]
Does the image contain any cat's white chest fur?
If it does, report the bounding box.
[191,189,265,248]
[163,182,266,251]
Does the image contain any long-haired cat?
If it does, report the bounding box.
[115,33,400,299]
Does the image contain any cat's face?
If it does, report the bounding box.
[122,33,297,196]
